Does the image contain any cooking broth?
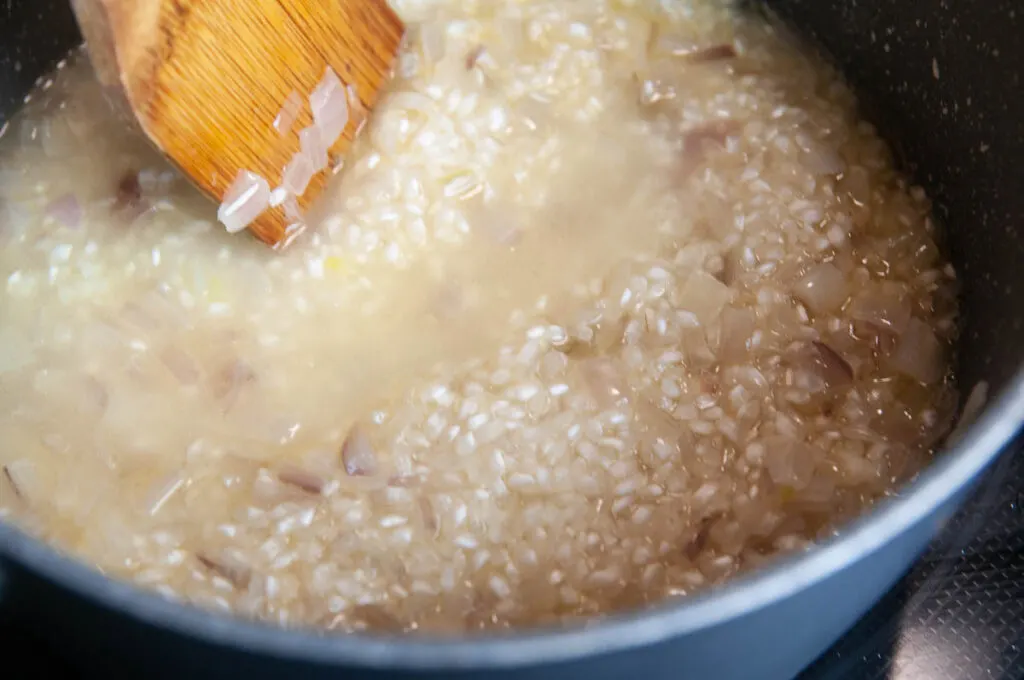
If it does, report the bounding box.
[0,0,959,632]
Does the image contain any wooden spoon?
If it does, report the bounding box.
[69,0,405,248]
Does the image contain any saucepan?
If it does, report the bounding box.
[0,0,1022,678]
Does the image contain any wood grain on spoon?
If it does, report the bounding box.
[70,0,404,247]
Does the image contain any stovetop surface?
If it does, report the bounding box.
[803,444,1024,680]
[3,446,1023,679]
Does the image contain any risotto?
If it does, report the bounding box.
[0,0,959,633]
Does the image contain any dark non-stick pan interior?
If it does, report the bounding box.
[764,0,1024,396]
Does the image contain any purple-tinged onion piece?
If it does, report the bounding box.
[45,193,81,228]
[218,170,270,233]
[273,91,302,136]
[341,424,378,477]
[310,67,349,147]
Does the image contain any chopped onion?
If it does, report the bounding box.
[341,425,378,476]
[2,459,39,503]
[273,91,302,136]
[684,514,719,559]
[803,146,845,176]
[788,340,853,393]
[252,468,286,504]
[676,120,740,177]
[418,495,439,537]
[212,360,256,411]
[810,341,854,385]
[197,551,251,588]
[682,120,737,157]
[114,170,142,211]
[889,317,945,384]
[793,263,849,315]
[2,463,25,501]
[277,465,325,495]
[218,170,270,233]
[678,269,732,324]
[763,435,817,490]
[682,44,738,63]
[310,66,349,147]
[849,282,912,334]
[300,125,328,171]
[282,151,315,197]
[160,346,200,385]
[718,307,755,362]
[273,221,307,252]
[269,187,288,207]
[580,357,629,408]
[347,84,366,136]
[46,193,81,228]
[465,45,486,70]
[282,195,303,222]
[419,22,446,63]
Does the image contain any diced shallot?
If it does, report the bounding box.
[793,263,848,315]
[419,22,446,64]
[273,91,302,136]
[418,495,439,537]
[465,45,486,70]
[114,170,143,211]
[849,282,912,334]
[802,146,846,176]
[269,187,288,207]
[282,151,315,197]
[46,193,81,228]
[788,341,854,393]
[580,357,629,408]
[341,425,378,476]
[2,460,35,502]
[684,514,719,559]
[718,307,755,362]
[682,44,738,63]
[300,125,328,171]
[277,465,326,495]
[218,170,270,233]
[212,360,256,411]
[678,269,732,324]
[2,464,25,501]
[197,551,251,588]
[160,346,200,385]
[889,317,945,384]
[310,66,349,147]
[763,436,817,490]
[282,195,303,222]
[810,341,854,385]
